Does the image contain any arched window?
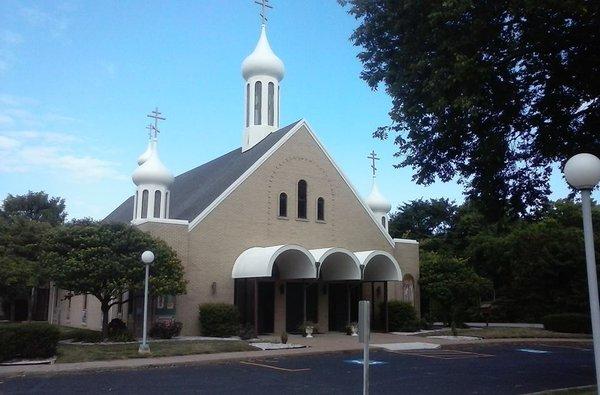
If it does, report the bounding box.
[297,180,307,219]
[245,83,250,127]
[279,192,287,217]
[268,82,274,126]
[254,81,262,125]
[165,191,169,218]
[317,197,325,221]
[141,190,149,218]
[154,190,162,218]
[277,86,280,126]
[381,216,386,228]
[134,191,138,218]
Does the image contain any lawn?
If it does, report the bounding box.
[57,340,258,363]
[422,327,592,339]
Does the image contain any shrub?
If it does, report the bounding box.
[150,320,183,339]
[107,318,135,342]
[0,323,60,361]
[238,323,255,340]
[68,329,103,343]
[542,313,591,334]
[281,331,288,344]
[387,301,419,332]
[199,303,240,337]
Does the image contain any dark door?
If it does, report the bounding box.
[286,282,304,333]
[328,283,349,331]
[257,282,274,334]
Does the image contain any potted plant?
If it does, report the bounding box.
[281,331,288,344]
[300,321,317,338]
[345,322,358,336]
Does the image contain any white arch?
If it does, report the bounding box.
[311,247,361,281]
[355,250,402,281]
[232,244,317,280]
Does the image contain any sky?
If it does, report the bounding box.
[0,1,592,220]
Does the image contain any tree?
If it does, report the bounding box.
[389,198,457,240]
[2,191,67,225]
[340,0,600,220]
[419,252,491,335]
[44,223,186,339]
[0,217,51,321]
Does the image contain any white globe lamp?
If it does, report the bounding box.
[139,250,154,354]
[564,153,600,190]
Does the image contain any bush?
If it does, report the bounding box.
[387,301,419,332]
[68,329,103,343]
[107,318,135,342]
[0,323,60,361]
[238,323,255,340]
[199,303,240,337]
[542,313,591,334]
[150,320,183,339]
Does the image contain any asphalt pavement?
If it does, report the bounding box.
[0,342,595,394]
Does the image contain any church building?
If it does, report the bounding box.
[48,19,419,336]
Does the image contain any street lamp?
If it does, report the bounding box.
[564,153,600,388]
[139,250,154,354]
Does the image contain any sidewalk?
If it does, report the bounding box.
[0,333,591,379]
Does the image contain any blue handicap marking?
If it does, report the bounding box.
[517,348,551,354]
[344,359,387,365]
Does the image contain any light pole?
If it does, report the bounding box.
[564,153,600,388]
[139,250,154,354]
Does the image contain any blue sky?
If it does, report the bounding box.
[0,1,590,220]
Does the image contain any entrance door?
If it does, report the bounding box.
[286,283,304,333]
[328,283,348,331]
[257,282,274,334]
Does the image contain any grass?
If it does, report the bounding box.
[422,327,592,339]
[57,340,257,363]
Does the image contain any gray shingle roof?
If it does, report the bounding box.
[103,120,301,224]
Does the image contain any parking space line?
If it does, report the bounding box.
[240,360,311,372]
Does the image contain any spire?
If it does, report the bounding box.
[241,2,284,152]
[365,151,391,230]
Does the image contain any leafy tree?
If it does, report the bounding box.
[2,191,67,225]
[44,223,186,339]
[388,198,457,240]
[340,0,600,220]
[420,252,491,334]
[0,217,51,321]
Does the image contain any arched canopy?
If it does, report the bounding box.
[311,248,361,281]
[232,245,316,280]
[355,250,402,281]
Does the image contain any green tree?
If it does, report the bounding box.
[420,252,491,334]
[388,198,457,240]
[0,217,51,321]
[2,191,67,225]
[44,223,186,339]
[340,0,600,220]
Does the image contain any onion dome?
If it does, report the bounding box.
[366,180,391,214]
[241,25,285,81]
[137,139,156,165]
[132,139,174,187]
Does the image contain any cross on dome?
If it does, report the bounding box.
[146,107,165,139]
[367,150,379,178]
[254,0,273,25]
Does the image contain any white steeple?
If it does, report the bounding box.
[365,151,391,231]
[132,109,173,221]
[241,22,284,152]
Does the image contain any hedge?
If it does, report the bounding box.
[199,303,240,337]
[387,301,420,332]
[150,320,183,339]
[541,313,592,334]
[0,323,60,361]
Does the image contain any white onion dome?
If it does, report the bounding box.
[366,180,391,213]
[241,25,285,81]
[132,140,174,187]
[137,139,156,165]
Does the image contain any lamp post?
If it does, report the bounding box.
[564,153,600,388]
[139,250,154,354]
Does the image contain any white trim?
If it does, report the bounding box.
[355,250,402,281]
[232,244,317,279]
[393,238,419,245]
[189,120,305,230]
[311,247,361,280]
[132,218,189,226]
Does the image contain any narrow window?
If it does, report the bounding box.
[277,86,280,126]
[246,83,250,127]
[83,294,88,310]
[381,216,386,228]
[117,295,123,314]
[141,190,149,218]
[297,180,307,219]
[165,191,170,218]
[254,81,262,124]
[317,197,325,221]
[279,192,288,217]
[268,82,274,126]
[154,190,162,218]
[134,191,138,218]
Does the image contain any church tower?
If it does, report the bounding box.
[365,151,392,231]
[132,108,174,220]
[241,21,285,152]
